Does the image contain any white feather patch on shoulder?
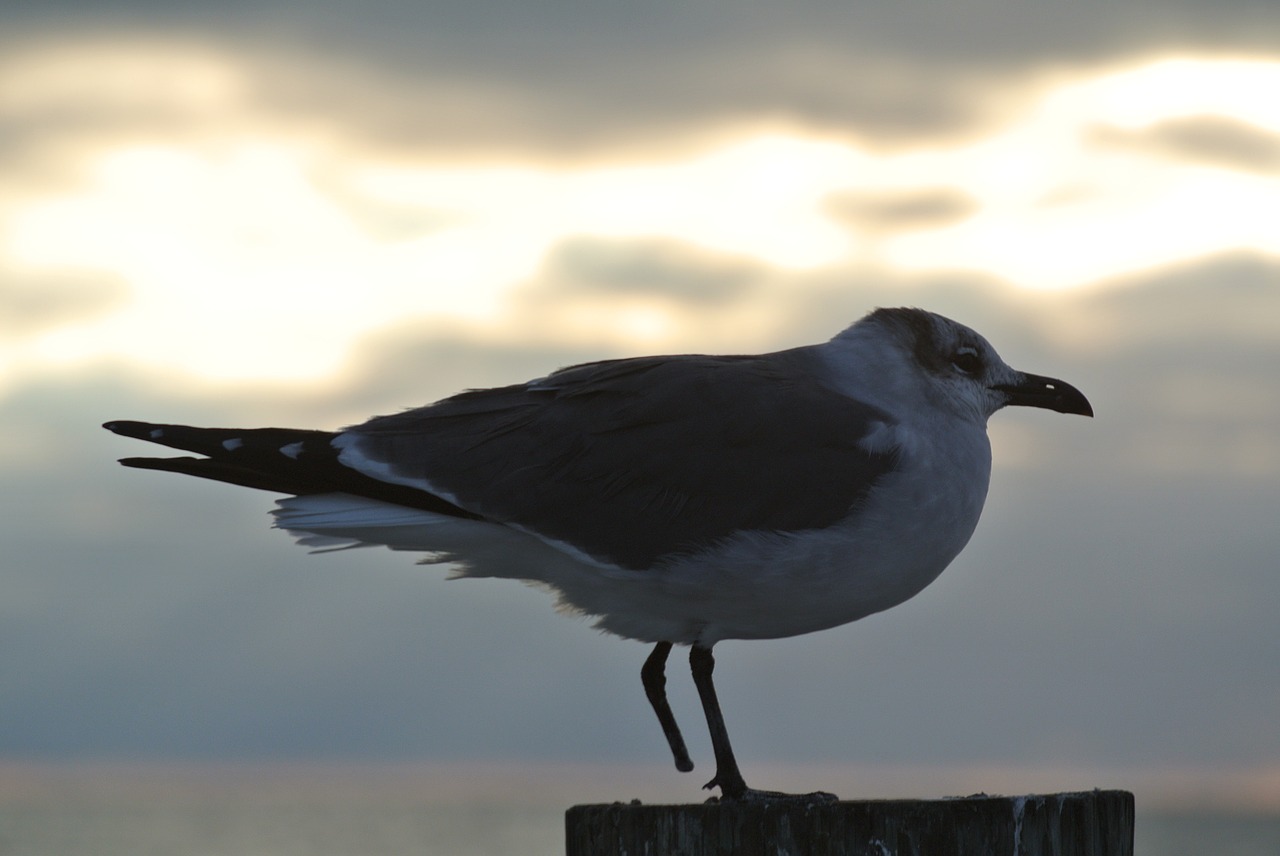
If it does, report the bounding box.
[330,434,464,506]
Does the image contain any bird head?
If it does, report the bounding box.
[861,307,1094,424]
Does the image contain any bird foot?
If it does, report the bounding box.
[705,787,839,805]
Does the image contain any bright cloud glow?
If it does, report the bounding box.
[9,143,396,380]
[352,134,859,277]
[4,43,1280,389]
[881,57,1280,287]
[1072,57,1280,132]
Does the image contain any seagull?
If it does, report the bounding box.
[103,307,1092,801]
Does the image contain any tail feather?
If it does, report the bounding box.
[103,420,333,457]
[103,419,484,521]
[117,454,327,495]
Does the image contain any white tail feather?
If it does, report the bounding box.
[272,494,459,552]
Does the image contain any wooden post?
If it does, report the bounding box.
[566,790,1133,856]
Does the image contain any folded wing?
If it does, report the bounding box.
[336,347,902,569]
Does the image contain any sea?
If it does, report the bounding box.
[1,762,1276,855]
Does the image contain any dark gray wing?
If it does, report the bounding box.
[344,347,901,569]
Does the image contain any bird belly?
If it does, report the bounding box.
[614,435,995,645]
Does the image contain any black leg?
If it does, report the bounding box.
[642,642,694,772]
[689,644,839,804]
[689,644,749,799]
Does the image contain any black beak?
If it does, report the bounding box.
[995,372,1093,417]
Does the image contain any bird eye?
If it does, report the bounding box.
[951,348,982,375]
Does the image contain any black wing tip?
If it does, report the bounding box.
[117,455,191,470]
[103,420,155,438]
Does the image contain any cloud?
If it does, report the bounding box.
[334,327,619,420]
[8,0,1280,167]
[1063,250,1280,350]
[0,269,129,337]
[1092,115,1280,173]
[0,39,252,195]
[823,187,978,234]
[529,237,765,305]
[1040,252,1280,479]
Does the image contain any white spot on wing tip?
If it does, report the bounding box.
[149,429,164,439]
[280,441,304,460]
[222,438,244,451]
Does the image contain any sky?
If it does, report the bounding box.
[3,0,1280,808]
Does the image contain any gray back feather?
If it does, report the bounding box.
[348,347,901,569]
